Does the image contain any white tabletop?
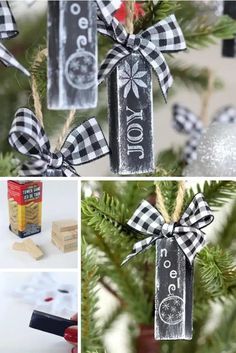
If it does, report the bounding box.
[0,272,77,352]
[0,180,78,269]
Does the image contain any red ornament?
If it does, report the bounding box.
[115,1,145,23]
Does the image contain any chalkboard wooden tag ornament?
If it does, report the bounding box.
[47,0,97,110]
[98,13,187,175]
[47,0,120,110]
[122,193,214,340]
[222,1,236,57]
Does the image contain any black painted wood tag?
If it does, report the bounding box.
[107,52,154,175]
[47,0,97,110]
[155,238,193,340]
[222,1,236,57]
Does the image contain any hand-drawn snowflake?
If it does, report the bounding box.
[120,60,147,99]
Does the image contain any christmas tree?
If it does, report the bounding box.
[1,0,236,176]
[82,180,236,353]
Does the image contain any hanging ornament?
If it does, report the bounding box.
[122,193,214,340]
[0,1,30,76]
[98,13,186,175]
[222,1,236,57]
[173,104,236,164]
[13,273,77,318]
[8,108,110,177]
[47,0,120,110]
[188,122,236,177]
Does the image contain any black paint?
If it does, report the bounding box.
[47,0,97,109]
[222,1,236,57]
[29,310,77,337]
[155,238,193,340]
[107,52,154,175]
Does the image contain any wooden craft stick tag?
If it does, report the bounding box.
[107,52,154,175]
[47,0,97,109]
[155,238,193,340]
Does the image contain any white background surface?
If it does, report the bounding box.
[0,272,77,353]
[0,180,78,269]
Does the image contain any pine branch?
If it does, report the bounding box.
[183,15,236,49]
[196,302,236,353]
[184,181,236,211]
[170,61,223,92]
[88,232,153,324]
[215,200,236,251]
[156,148,184,177]
[134,0,180,33]
[118,181,155,212]
[82,241,103,353]
[82,194,140,244]
[197,246,236,298]
[0,153,20,176]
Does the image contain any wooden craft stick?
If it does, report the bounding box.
[12,239,44,260]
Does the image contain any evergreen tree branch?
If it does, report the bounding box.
[182,15,236,49]
[197,246,236,298]
[82,241,103,353]
[184,181,236,211]
[215,200,236,251]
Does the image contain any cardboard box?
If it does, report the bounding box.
[8,181,42,238]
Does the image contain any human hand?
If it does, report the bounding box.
[64,314,78,353]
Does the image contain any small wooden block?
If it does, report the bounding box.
[13,242,27,252]
[52,230,77,241]
[13,239,44,260]
[52,219,77,233]
[52,237,77,253]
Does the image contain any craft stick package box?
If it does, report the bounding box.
[8,181,43,238]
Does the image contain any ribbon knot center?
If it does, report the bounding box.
[161,223,175,238]
[48,151,64,169]
[126,34,141,51]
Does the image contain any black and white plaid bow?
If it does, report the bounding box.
[96,0,121,25]
[173,104,236,163]
[122,193,213,265]
[8,108,109,177]
[98,14,186,101]
[0,1,30,75]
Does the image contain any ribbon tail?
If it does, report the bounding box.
[175,231,206,265]
[62,165,80,177]
[96,0,121,26]
[140,47,172,102]
[121,236,160,266]
[0,43,30,76]
[98,44,130,84]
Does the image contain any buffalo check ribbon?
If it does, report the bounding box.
[8,108,110,177]
[122,193,214,266]
[96,0,121,25]
[0,1,30,75]
[97,14,186,101]
[173,104,236,163]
